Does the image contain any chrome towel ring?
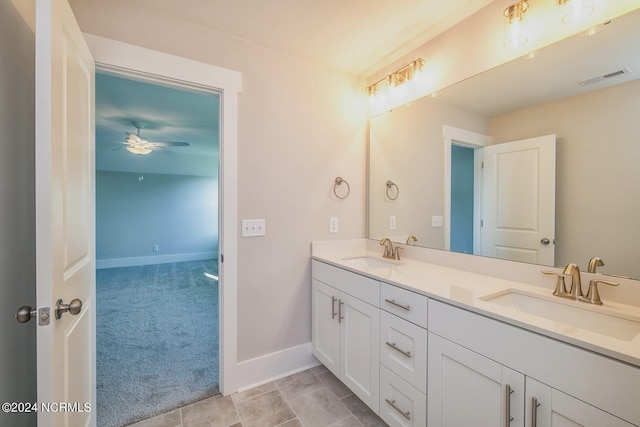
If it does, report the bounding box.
[386,180,399,200]
[334,177,350,200]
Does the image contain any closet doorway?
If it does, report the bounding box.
[95,72,221,427]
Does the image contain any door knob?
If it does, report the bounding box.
[55,298,83,319]
[540,238,550,245]
[15,305,50,325]
[15,306,37,323]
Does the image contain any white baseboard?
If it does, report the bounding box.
[96,251,218,269]
[236,342,320,393]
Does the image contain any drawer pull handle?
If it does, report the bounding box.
[331,296,337,320]
[384,298,411,311]
[385,398,411,420]
[505,384,514,426]
[386,341,412,358]
[531,397,540,427]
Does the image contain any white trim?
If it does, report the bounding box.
[443,125,491,253]
[235,343,320,393]
[96,251,218,269]
[85,34,241,394]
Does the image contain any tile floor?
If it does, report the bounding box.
[127,365,387,427]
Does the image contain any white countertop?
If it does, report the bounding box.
[312,241,640,368]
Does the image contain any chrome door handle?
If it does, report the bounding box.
[531,397,540,427]
[505,384,514,426]
[540,238,550,245]
[55,298,82,319]
[384,298,411,311]
[385,398,411,420]
[386,341,412,358]
[331,296,337,320]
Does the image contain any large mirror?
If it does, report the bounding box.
[369,8,640,279]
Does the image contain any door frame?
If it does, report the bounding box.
[85,34,241,394]
[443,125,491,254]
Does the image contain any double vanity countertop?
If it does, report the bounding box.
[312,240,640,368]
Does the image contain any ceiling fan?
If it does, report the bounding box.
[118,122,190,155]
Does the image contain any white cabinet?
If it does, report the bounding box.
[428,333,525,427]
[380,310,427,393]
[526,378,635,427]
[428,299,640,427]
[311,261,380,413]
[339,291,380,412]
[311,279,340,374]
[379,365,427,427]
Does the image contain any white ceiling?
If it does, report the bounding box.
[122,0,495,76]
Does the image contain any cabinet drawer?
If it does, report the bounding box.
[380,311,427,393]
[312,260,380,307]
[380,365,426,427]
[381,282,428,328]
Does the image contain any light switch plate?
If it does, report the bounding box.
[432,215,443,228]
[242,219,266,237]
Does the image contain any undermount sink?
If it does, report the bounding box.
[342,256,400,269]
[481,289,640,342]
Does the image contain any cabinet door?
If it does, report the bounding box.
[428,333,525,427]
[340,292,380,413]
[311,279,340,376]
[526,378,635,427]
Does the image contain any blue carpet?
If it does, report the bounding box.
[96,260,219,427]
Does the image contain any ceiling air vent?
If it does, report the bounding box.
[579,68,631,86]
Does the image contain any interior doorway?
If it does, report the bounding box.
[95,72,221,426]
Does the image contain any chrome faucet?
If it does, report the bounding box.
[587,257,604,273]
[380,238,394,259]
[563,263,584,300]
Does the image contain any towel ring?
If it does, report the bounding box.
[386,180,399,200]
[334,177,350,200]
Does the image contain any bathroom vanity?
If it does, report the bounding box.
[311,240,640,427]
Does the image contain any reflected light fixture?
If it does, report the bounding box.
[126,146,152,155]
[503,0,529,49]
[557,0,594,24]
[367,58,425,112]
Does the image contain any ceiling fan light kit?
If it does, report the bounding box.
[118,121,190,155]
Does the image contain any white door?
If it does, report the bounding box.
[36,0,95,426]
[428,334,525,427]
[481,135,556,265]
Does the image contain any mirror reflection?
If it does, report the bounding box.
[368,8,640,279]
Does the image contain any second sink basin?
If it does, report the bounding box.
[481,289,640,342]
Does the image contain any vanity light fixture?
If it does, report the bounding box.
[503,0,529,49]
[367,58,425,111]
[557,0,594,24]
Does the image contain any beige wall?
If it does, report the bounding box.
[489,79,640,278]
[369,96,489,247]
[68,0,368,361]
